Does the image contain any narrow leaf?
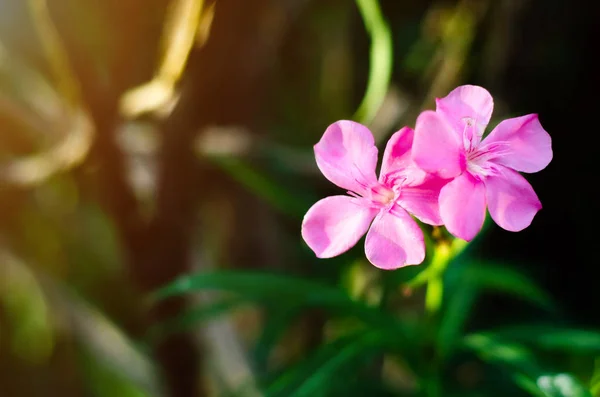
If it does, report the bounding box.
[464,263,553,310]
[153,271,402,331]
[477,326,600,355]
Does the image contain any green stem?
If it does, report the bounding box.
[404,236,468,292]
[425,277,444,314]
[353,0,393,124]
[424,243,452,315]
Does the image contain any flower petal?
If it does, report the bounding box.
[484,167,541,232]
[398,175,447,225]
[413,110,466,179]
[379,126,430,188]
[379,126,414,178]
[364,205,425,269]
[314,120,378,193]
[302,195,377,258]
[439,172,486,241]
[436,85,494,139]
[483,114,553,173]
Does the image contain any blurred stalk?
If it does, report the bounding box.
[141,1,312,396]
[1,0,93,187]
[2,111,93,187]
[120,0,211,118]
[399,0,488,128]
[421,0,487,108]
[26,0,81,108]
[353,0,393,125]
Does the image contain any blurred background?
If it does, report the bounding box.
[0,0,598,396]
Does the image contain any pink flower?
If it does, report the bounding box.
[301,121,446,269]
[412,85,553,241]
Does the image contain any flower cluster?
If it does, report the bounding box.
[301,85,552,269]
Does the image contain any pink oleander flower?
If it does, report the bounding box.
[301,120,446,269]
[412,85,553,241]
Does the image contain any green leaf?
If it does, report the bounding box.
[463,334,592,397]
[438,258,554,358]
[463,333,542,376]
[80,348,150,397]
[514,373,549,397]
[209,156,309,219]
[463,263,554,310]
[353,0,393,124]
[154,271,348,304]
[590,358,600,396]
[253,307,302,375]
[0,251,55,364]
[265,329,390,397]
[289,330,387,397]
[437,283,477,357]
[148,297,245,340]
[536,374,592,397]
[476,326,600,355]
[153,271,402,331]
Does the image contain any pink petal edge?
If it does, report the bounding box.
[483,114,553,173]
[484,167,542,232]
[439,172,487,241]
[314,120,379,194]
[364,205,425,269]
[301,195,377,258]
[436,85,494,139]
[379,126,415,180]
